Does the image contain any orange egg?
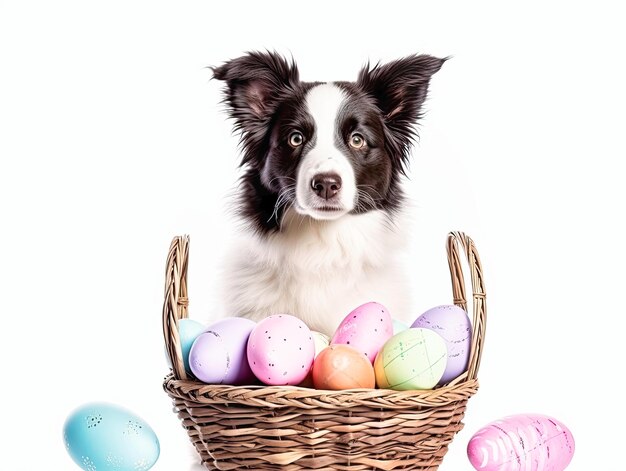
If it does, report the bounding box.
[312,345,375,390]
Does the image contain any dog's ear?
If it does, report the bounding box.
[357,54,446,147]
[212,51,299,126]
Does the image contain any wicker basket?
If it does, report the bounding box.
[162,231,487,470]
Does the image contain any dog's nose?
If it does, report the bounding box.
[311,173,342,200]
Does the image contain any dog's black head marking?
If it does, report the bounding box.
[212,51,445,234]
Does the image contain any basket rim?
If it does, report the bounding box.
[163,372,479,409]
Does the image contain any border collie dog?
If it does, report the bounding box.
[213,51,445,336]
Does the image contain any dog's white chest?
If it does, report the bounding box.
[220,210,411,336]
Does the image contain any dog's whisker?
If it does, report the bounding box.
[355,189,379,212]
[357,185,384,201]
[268,185,296,223]
[277,201,295,230]
[356,188,377,202]
[273,191,294,218]
[274,188,293,209]
[267,176,297,186]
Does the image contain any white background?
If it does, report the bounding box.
[1,1,624,469]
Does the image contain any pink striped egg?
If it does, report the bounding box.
[467,414,575,471]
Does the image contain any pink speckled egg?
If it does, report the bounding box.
[247,314,315,386]
[467,414,575,471]
[331,302,393,364]
[411,304,472,384]
[189,317,257,385]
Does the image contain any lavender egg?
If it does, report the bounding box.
[189,317,257,385]
[411,305,472,384]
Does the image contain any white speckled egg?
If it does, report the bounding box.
[312,331,330,358]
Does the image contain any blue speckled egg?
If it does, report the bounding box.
[178,318,206,373]
[63,402,160,470]
[163,318,206,374]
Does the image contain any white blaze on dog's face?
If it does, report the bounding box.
[294,84,356,220]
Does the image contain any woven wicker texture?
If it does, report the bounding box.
[162,231,487,470]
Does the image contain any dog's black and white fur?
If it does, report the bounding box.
[213,51,445,336]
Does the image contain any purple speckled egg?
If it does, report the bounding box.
[247,314,315,386]
[189,317,257,385]
[331,302,393,364]
[411,304,472,384]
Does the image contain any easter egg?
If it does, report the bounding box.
[313,344,375,390]
[467,414,575,471]
[411,304,472,384]
[297,331,331,387]
[331,302,393,363]
[247,314,315,386]
[392,319,409,334]
[63,402,159,471]
[164,319,205,373]
[189,317,256,385]
[297,331,330,388]
[312,331,330,358]
[374,328,447,390]
[177,318,206,373]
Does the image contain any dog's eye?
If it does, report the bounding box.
[349,133,365,149]
[288,131,304,148]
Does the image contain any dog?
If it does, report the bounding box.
[212,51,445,336]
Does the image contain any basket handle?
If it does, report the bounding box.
[162,235,190,381]
[446,231,487,382]
[161,232,487,383]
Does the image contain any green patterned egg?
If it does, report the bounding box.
[374,328,448,390]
